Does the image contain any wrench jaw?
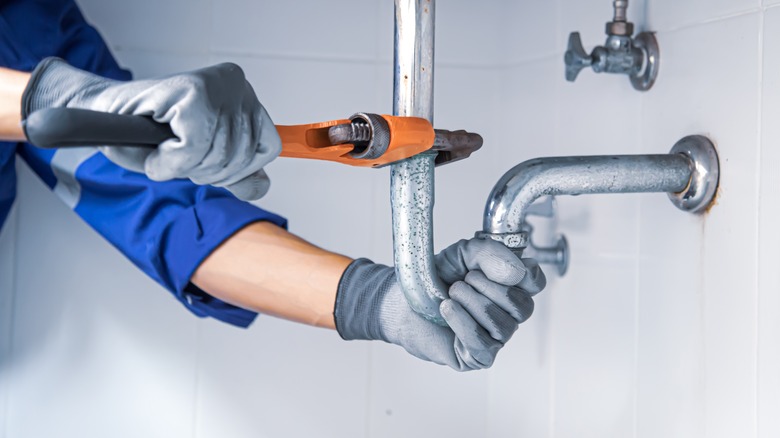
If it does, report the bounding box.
[431,129,483,166]
[327,112,484,167]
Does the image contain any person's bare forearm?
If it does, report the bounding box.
[0,67,29,141]
[191,221,353,329]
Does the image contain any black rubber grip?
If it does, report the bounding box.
[22,108,175,149]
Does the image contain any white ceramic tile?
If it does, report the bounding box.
[639,13,761,437]
[212,0,380,61]
[758,8,780,438]
[111,49,212,79]
[495,59,560,165]
[6,165,198,437]
[646,0,759,32]
[551,257,637,438]
[377,0,504,66]
[500,0,559,64]
[196,318,369,438]
[636,193,705,437]
[436,1,502,66]
[368,342,489,438]
[636,252,705,438]
[76,0,211,54]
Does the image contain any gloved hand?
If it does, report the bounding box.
[21,57,281,201]
[334,238,546,371]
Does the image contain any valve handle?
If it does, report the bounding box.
[564,32,593,82]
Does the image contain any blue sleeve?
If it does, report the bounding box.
[0,147,15,228]
[0,0,288,327]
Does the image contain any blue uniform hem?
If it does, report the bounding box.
[167,196,288,327]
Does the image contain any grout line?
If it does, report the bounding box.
[653,7,762,33]
[498,52,565,70]
[494,6,770,70]
[754,10,765,438]
[113,44,503,71]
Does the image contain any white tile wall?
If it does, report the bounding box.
[500,0,560,64]
[196,318,369,438]
[758,7,780,438]
[6,165,199,438]
[647,0,760,31]
[212,0,382,61]
[77,0,212,54]
[639,13,761,438]
[2,0,775,437]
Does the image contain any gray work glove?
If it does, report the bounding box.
[22,57,281,200]
[334,238,546,371]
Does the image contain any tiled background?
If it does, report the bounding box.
[1,0,778,437]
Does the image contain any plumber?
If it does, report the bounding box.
[0,0,546,371]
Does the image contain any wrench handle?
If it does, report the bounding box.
[23,108,175,148]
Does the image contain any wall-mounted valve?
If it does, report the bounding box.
[521,197,570,277]
[564,0,659,91]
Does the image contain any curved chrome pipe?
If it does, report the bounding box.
[482,136,720,244]
[484,154,691,234]
[391,0,448,325]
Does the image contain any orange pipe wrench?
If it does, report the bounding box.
[277,114,435,167]
[22,109,483,167]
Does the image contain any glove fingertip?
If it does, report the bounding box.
[483,254,527,286]
[143,155,174,181]
[518,258,547,295]
[439,299,462,322]
[225,171,271,201]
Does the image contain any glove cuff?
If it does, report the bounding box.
[21,57,113,118]
[334,258,395,342]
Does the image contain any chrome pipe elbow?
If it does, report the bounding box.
[480,135,720,253]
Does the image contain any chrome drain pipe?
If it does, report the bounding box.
[479,135,720,255]
[391,0,449,325]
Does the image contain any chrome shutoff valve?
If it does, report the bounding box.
[564,0,659,91]
[522,197,569,277]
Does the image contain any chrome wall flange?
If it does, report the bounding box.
[667,135,720,213]
[526,235,569,277]
[629,32,659,91]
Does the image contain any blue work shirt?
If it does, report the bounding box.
[0,0,287,327]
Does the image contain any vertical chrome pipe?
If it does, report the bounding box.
[391,0,448,325]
